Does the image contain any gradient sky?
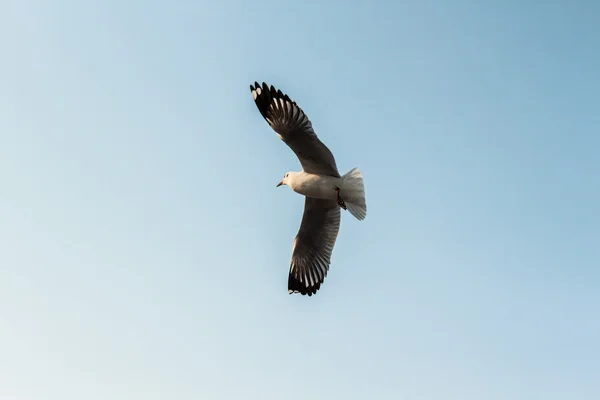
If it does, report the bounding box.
[1,1,599,399]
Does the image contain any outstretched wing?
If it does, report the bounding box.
[250,82,340,177]
[288,198,341,296]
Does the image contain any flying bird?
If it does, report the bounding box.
[249,82,367,296]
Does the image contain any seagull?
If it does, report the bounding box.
[249,82,367,296]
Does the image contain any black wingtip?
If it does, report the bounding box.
[288,274,320,296]
[249,81,302,125]
[249,81,261,91]
[250,81,273,120]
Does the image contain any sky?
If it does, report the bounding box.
[1,0,599,399]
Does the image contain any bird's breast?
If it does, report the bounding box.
[292,174,339,200]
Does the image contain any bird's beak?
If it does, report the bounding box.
[276,180,284,187]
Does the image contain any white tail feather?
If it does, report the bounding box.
[340,167,367,220]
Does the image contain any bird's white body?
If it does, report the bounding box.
[286,172,340,200]
[280,168,367,221]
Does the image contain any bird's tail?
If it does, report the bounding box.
[340,167,367,221]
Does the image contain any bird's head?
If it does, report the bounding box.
[277,172,292,187]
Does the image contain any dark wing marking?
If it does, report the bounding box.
[250,82,340,177]
[288,198,341,296]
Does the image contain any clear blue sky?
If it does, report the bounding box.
[1,1,599,399]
